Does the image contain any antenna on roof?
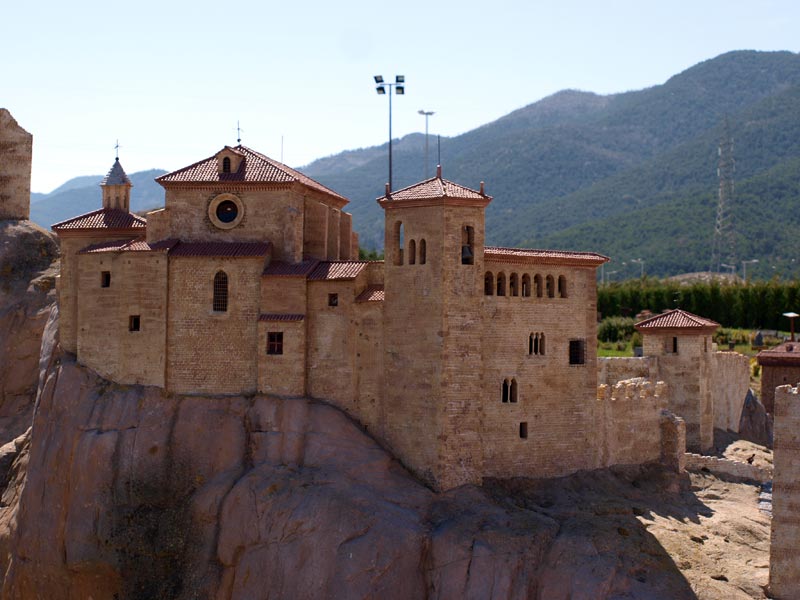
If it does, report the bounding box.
[236,121,244,145]
[114,139,120,161]
[437,135,441,168]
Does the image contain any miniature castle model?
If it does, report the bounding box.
[0,109,32,221]
[52,145,617,489]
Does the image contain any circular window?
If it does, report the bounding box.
[208,194,244,230]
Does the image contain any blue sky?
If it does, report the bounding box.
[3,0,799,192]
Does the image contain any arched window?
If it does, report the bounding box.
[461,225,475,265]
[409,239,416,265]
[558,275,567,298]
[496,272,506,296]
[510,378,518,403]
[546,275,555,298]
[510,273,519,297]
[522,274,531,297]
[534,274,543,298]
[419,239,426,264]
[502,379,509,403]
[484,272,494,296]
[222,156,231,173]
[539,332,545,355]
[213,271,228,312]
[529,332,545,356]
[393,221,404,265]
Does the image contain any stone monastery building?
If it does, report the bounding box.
[53,145,613,490]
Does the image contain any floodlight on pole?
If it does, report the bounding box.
[418,110,435,179]
[783,312,799,342]
[742,258,759,281]
[631,258,645,278]
[374,74,406,191]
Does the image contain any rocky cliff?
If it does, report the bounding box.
[0,221,772,599]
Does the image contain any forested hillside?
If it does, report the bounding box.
[302,50,800,278]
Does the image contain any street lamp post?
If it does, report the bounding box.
[418,109,434,179]
[742,259,759,281]
[721,263,736,277]
[374,75,405,191]
[783,312,799,342]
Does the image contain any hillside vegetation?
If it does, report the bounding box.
[301,50,800,278]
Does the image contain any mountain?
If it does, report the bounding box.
[300,50,800,278]
[30,169,167,228]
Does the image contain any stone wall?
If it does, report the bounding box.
[0,109,31,221]
[711,351,750,431]
[77,252,168,386]
[761,364,800,414]
[597,356,656,386]
[167,257,263,394]
[597,379,667,467]
[257,319,306,396]
[770,385,800,598]
[684,453,771,483]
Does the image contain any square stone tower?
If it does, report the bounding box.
[0,109,32,220]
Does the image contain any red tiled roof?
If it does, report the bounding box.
[258,313,305,322]
[52,208,146,231]
[169,241,272,258]
[356,285,385,303]
[263,259,320,277]
[378,175,488,202]
[484,246,609,266]
[157,145,347,203]
[635,309,720,332]
[757,341,800,365]
[308,261,370,281]
[80,238,178,254]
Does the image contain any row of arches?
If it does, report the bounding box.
[408,238,427,265]
[392,222,428,265]
[485,272,567,298]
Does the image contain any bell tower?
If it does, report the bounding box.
[101,158,133,212]
[377,166,491,489]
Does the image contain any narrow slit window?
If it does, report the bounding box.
[672,336,678,354]
[129,315,140,332]
[213,271,228,312]
[222,156,231,173]
[267,332,284,355]
[393,221,404,265]
[510,378,518,403]
[409,239,416,265]
[419,239,426,264]
[101,271,111,288]
[502,379,509,403]
[519,422,528,439]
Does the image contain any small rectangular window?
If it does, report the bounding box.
[672,337,678,354]
[519,422,528,439]
[129,315,140,332]
[101,271,111,288]
[569,339,585,365]
[328,293,339,307]
[267,332,284,355]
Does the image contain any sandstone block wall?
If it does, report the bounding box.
[303,197,328,260]
[326,208,341,260]
[684,453,770,483]
[145,208,170,243]
[761,365,800,414]
[597,356,656,386]
[0,109,32,221]
[770,385,800,599]
[162,187,304,261]
[257,319,306,396]
[711,351,750,432]
[339,213,353,260]
[77,252,168,386]
[167,257,262,394]
[597,379,667,467]
[480,266,601,481]
[660,411,686,472]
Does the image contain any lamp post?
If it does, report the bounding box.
[742,259,759,281]
[374,75,405,191]
[783,312,799,342]
[721,263,736,277]
[631,258,645,278]
[418,109,435,179]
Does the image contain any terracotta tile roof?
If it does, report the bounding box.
[169,241,272,258]
[52,208,146,231]
[258,313,305,322]
[484,246,609,266]
[635,309,720,332]
[379,173,488,202]
[157,145,347,202]
[262,259,320,277]
[101,158,132,186]
[80,237,178,254]
[308,261,370,281]
[757,341,800,366]
[356,285,385,303]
